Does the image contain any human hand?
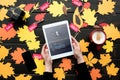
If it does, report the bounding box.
[41,44,52,72]
[71,36,85,64]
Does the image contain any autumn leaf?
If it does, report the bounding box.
[24,4,35,11]
[11,48,26,64]
[59,58,72,71]
[0,24,16,40]
[23,11,30,21]
[83,52,98,67]
[15,74,32,80]
[103,40,113,53]
[26,40,40,51]
[0,0,16,7]
[0,62,14,78]
[79,39,89,52]
[103,24,120,40]
[0,45,10,60]
[18,4,26,9]
[54,68,65,80]
[106,63,119,76]
[99,54,112,66]
[82,8,97,26]
[0,8,9,21]
[17,25,37,42]
[33,58,45,75]
[98,0,116,15]
[90,68,102,80]
[32,2,39,11]
[35,13,46,22]
[47,1,68,17]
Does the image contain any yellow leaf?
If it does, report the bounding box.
[99,54,112,66]
[103,40,113,52]
[33,2,39,11]
[103,24,120,40]
[18,4,26,9]
[0,45,9,60]
[0,0,16,7]
[106,63,119,76]
[82,8,97,26]
[23,11,30,20]
[54,68,65,80]
[79,39,89,52]
[0,8,9,21]
[33,58,45,75]
[15,74,32,80]
[98,0,116,15]
[83,52,98,67]
[47,1,67,17]
[0,62,14,78]
[26,40,40,51]
[17,25,37,42]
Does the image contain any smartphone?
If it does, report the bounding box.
[22,51,37,72]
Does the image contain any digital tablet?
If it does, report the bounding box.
[42,20,74,60]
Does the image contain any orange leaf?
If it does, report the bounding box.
[0,24,16,40]
[35,13,46,21]
[15,74,32,80]
[59,58,72,71]
[54,68,65,80]
[24,4,35,11]
[90,68,102,80]
[11,48,26,64]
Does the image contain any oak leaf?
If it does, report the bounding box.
[59,58,72,71]
[103,40,113,52]
[79,39,89,52]
[54,68,65,80]
[83,52,98,67]
[15,74,32,80]
[106,63,119,76]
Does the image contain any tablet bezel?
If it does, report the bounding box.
[42,20,74,60]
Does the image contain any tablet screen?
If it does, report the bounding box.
[44,23,72,56]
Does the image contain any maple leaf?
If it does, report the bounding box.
[90,68,102,80]
[11,48,26,64]
[24,4,35,11]
[99,54,112,66]
[0,24,16,40]
[98,0,116,15]
[59,58,72,71]
[79,39,89,52]
[0,62,14,78]
[103,40,113,53]
[103,24,120,40]
[15,74,32,80]
[83,52,98,67]
[47,1,68,17]
[0,8,9,21]
[0,45,10,60]
[26,40,40,51]
[17,25,37,42]
[106,63,119,76]
[54,68,65,80]
[0,0,16,7]
[33,58,45,75]
[82,8,97,26]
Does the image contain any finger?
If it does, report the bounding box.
[41,44,46,55]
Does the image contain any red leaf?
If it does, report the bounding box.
[24,4,35,11]
[35,13,46,21]
[83,2,91,9]
[82,22,88,27]
[99,23,108,27]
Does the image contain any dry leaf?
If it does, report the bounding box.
[17,25,37,42]
[99,54,112,66]
[0,8,9,21]
[82,8,97,26]
[106,63,119,76]
[103,40,113,52]
[54,68,65,80]
[0,0,16,7]
[103,24,120,40]
[79,39,89,52]
[33,58,45,75]
[0,24,16,40]
[90,68,102,80]
[11,48,26,64]
[59,58,72,71]
[15,74,32,80]
[0,45,9,60]
[47,1,67,17]
[83,52,98,67]
[98,0,116,15]
[0,62,14,78]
